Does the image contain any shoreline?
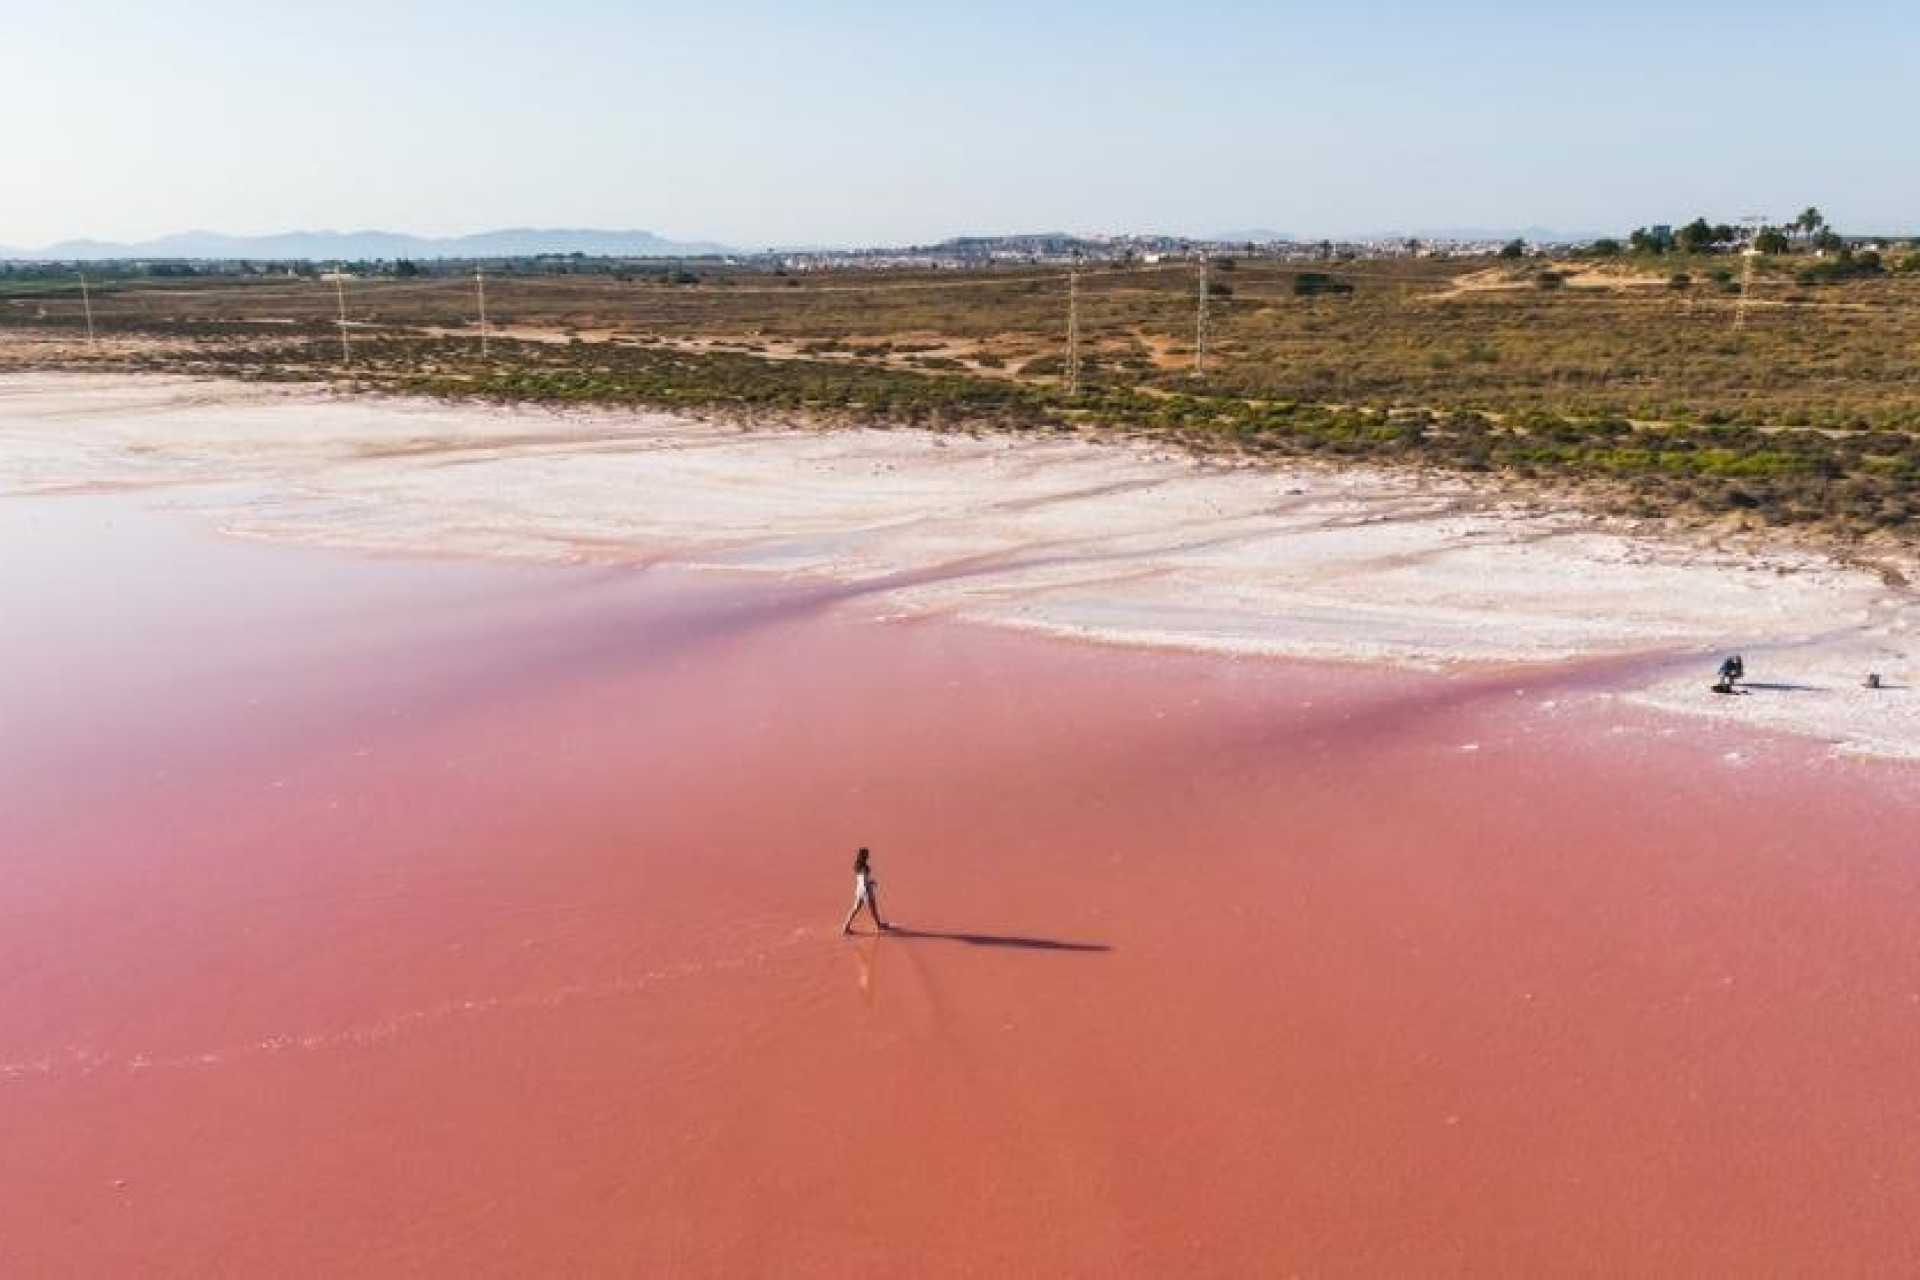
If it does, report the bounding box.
[10,326,1920,573]
[3,368,1917,759]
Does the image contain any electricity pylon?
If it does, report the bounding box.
[333,269,351,367]
[78,271,96,347]
[475,268,490,359]
[1735,215,1768,331]
[1194,257,1210,379]
[1065,268,1082,397]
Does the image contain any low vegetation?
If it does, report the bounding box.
[6,234,1920,544]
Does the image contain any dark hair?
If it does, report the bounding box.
[853,847,870,869]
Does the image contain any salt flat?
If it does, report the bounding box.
[3,371,1913,755]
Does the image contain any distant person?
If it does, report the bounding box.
[842,847,891,935]
[1713,654,1745,695]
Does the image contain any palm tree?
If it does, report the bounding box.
[1795,207,1826,244]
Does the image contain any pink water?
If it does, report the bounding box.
[4,493,1920,1276]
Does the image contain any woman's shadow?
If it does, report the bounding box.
[878,925,1111,953]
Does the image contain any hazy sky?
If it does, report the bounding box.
[4,0,1916,248]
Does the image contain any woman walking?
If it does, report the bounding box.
[842,847,891,935]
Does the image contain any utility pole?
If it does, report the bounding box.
[475,267,490,359]
[78,271,96,347]
[1193,257,1210,379]
[1734,214,1768,331]
[1065,267,1082,397]
[333,268,351,367]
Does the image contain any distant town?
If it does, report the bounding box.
[0,230,1544,279]
[3,219,1912,282]
[765,232,1513,272]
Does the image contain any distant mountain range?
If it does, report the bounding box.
[0,228,733,262]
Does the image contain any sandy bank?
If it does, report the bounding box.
[3,371,1915,756]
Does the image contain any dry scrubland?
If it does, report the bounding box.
[5,256,1920,542]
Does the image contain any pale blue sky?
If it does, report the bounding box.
[3,0,1915,248]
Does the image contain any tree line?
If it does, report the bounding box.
[1594,207,1841,257]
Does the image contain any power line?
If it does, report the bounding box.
[89,258,1403,314]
